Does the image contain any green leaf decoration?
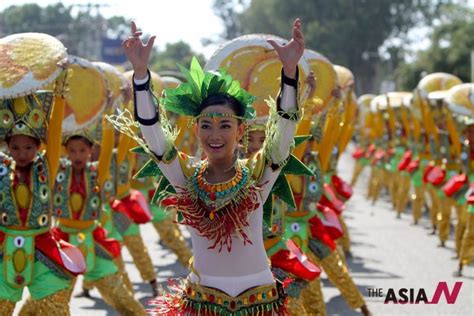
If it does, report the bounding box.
[130,145,148,155]
[272,175,296,209]
[282,154,314,176]
[160,56,256,119]
[133,159,162,179]
[294,135,311,148]
[152,177,175,204]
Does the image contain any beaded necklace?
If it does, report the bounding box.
[178,159,260,252]
[191,161,249,214]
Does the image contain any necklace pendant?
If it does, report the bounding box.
[209,211,215,220]
[210,192,216,201]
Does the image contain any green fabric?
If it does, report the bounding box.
[3,234,35,286]
[412,159,428,188]
[0,259,71,302]
[58,223,96,269]
[468,204,474,214]
[57,222,118,282]
[151,204,170,223]
[123,222,140,237]
[389,147,404,172]
[360,157,369,166]
[101,204,123,242]
[83,256,118,282]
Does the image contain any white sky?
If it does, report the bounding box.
[0,0,224,57]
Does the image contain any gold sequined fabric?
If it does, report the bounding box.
[19,289,71,316]
[153,221,192,267]
[427,186,441,227]
[395,174,411,214]
[412,185,425,223]
[114,256,134,293]
[0,300,16,316]
[300,278,326,316]
[437,197,453,243]
[337,215,351,253]
[286,296,310,315]
[455,204,468,256]
[309,250,365,310]
[94,273,146,316]
[123,234,156,282]
[350,161,365,186]
[460,214,474,265]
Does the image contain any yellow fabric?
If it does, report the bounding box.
[293,119,312,161]
[399,107,411,139]
[46,96,65,188]
[116,134,135,198]
[445,112,461,157]
[420,97,439,145]
[97,118,114,188]
[319,112,338,172]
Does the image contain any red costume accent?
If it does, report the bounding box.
[110,189,153,224]
[270,240,321,281]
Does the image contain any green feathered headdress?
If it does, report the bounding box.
[161,57,256,120]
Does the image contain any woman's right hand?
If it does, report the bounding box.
[122,21,156,80]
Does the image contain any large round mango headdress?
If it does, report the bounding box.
[61,56,108,144]
[204,34,310,128]
[0,32,68,141]
[445,83,474,126]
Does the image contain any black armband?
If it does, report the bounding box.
[133,69,159,125]
[276,66,300,120]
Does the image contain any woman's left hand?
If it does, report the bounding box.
[267,18,305,79]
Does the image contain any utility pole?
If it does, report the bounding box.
[471,50,474,82]
[72,3,109,60]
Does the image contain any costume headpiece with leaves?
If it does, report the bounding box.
[0,32,68,142]
[161,57,256,120]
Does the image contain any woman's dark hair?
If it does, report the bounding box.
[65,135,93,147]
[5,135,41,147]
[199,93,245,118]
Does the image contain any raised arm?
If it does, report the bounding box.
[122,22,186,188]
[259,18,305,201]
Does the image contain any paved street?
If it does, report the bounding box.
[13,144,474,315]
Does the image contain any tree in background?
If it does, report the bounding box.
[0,3,205,72]
[0,3,129,60]
[213,0,461,94]
[396,5,474,90]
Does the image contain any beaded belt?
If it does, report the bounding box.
[181,280,286,314]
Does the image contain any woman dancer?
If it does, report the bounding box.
[118,19,304,314]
